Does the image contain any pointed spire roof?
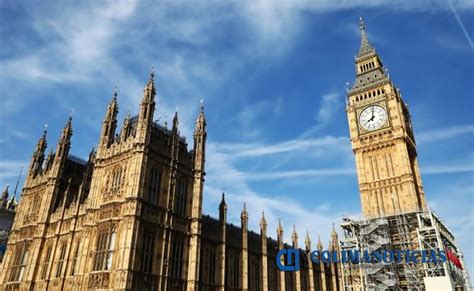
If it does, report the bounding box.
[143,69,156,101]
[2,185,9,200]
[317,234,324,251]
[219,192,227,209]
[277,219,284,238]
[357,17,375,58]
[58,115,73,146]
[331,223,338,238]
[241,202,248,220]
[305,231,312,250]
[260,211,267,229]
[291,225,298,245]
[173,111,179,129]
[36,125,48,153]
[106,89,118,120]
[195,99,206,135]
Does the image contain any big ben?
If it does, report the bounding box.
[346,18,427,218]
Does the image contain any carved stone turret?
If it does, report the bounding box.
[186,101,207,290]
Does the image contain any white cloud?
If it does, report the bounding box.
[315,92,341,127]
[417,124,474,143]
[215,135,349,157]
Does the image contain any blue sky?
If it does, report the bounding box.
[1,0,473,275]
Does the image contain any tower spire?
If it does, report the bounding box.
[55,116,73,162]
[292,224,299,247]
[305,231,312,251]
[101,89,119,146]
[30,127,48,174]
[138,70,156,130]
[357,17,375,58]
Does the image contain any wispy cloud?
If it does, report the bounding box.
[448,0,474,50]
[315,92,341,127]
[215,135,349,157]
[417,124,474,143]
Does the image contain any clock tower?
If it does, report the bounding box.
[346,18,427,218]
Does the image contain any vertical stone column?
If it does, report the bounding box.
[277,220,285,291]
[291,225,301,291]
[305,231,315,291]
[186,105,206,291]
[217,193,227,291]
[329,225,343,291]
[260,212,268,291]
[317,235,327,291]
[241,203,249,291]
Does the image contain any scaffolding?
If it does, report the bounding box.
[340,210,471,290]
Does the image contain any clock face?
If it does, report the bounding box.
[359,105,387,131]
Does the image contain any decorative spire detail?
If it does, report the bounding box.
[195,99,206,135]
[219,192,227,225]
[241,202,248,220]
[2,185,9,200]
[317,234,324,251]
[305,231,312,251]
[56,116,73,161]
[292,225,298,246]
[277,219,284,238]
[260,211,267,230]
[219,192,227,210]
[357,17,375,58]
[36,125,48,153]
[173,111,179,130]
[143,70,156,102]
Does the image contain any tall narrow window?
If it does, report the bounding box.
[148,167,161,205]
[41,245,52,280]
[70,241,81,276]
[170,237,184,278]
[105,230,116,270]
[10,246,29,282]
[94,228,116,271]
[208,248,216,284]
[55,242,66,278]
[174,180,187,216]
[141,230,155,273]
[111,167,122,192]
[9,246,28,282]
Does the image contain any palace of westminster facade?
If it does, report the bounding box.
[0,19,470,291]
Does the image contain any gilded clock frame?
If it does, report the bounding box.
[356,101,390,135]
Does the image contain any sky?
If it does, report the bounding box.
[0,0,473,277]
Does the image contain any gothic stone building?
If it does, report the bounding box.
[0,186,17,263]
[0,73,342,291]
